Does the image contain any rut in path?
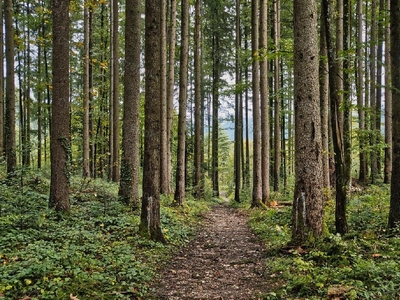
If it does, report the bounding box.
[149,204,271,300]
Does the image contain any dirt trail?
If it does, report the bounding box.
[149,204,271,300]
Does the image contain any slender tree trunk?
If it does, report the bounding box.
[119,0,140,208]
[251,0,262,207]
[194,0,204,198]
[37,36,42,169]
[376,0,385,174]
[49,0,70,212]
[5,0,16,177]
[166,0,177,195]
[110,0,120,182]
[320,2,330,189]
[292,0,324,244]
[323,0,349,234]
[174,0,189,205]
[211,34,220,197]
[83,3,91,178]
[260,0,269,204]
[388,0,400,228]
[384,0,392,183]
[140,0,166,243]
[357,0,367,182]
[370,0,378,182]
[234,0,242,202]
[0,2,3,157]
[273,0,280,193]
[160,0,169,194]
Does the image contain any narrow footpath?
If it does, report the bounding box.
[149,204,271,300]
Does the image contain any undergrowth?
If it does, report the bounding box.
[247,184,400,300]
[0,169,212,299]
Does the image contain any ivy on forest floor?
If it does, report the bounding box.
[247,184,400,300]
[0,172,211,299]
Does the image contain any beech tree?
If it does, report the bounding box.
[292,0,324,243]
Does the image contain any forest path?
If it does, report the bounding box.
[148,203,271,299]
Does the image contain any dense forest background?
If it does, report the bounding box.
[1,0,400,298]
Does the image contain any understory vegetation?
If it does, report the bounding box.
[0,168,213,299]
[246,183,400,300]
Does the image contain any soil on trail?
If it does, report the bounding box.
[149,204,271,300]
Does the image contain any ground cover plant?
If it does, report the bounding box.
[247,184,400,300]
[0,170,211,299]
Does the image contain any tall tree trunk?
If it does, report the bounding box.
[166,0,177,195]
[384,0,392,183]
[292,0,324,243]
[5,0,16,177]
[0,1,3,157]
[234,0,242,202]
[320,2,330,189]
[388,0,400,228]
[323,0,349,234]
[244,16,250,188]
[83,2,91,178]
[118,0,140,208]
[174,0,189,205]
[140,0,166,243]
[211,34,220,197]
[251,0,262,207]
[194,0,204,198]
[110,0,120,182]
[37,32,42,169]
[160,0,169,194]
[357,0,367,182]
[260,0,269,204]
[370,0,378,182]
[376,0,385,174]
[273,0,280,193]
[49,0,70,212]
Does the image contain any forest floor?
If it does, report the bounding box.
[148,203,273,300]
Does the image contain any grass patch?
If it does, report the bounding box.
[0,171,211,299]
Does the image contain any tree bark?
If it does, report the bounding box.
[273,0,281,193]
[234,0,242,202]
[323,0,349,234]
[357,0,367,182]
[140,0,166,243]
[319,2,330,189]
[194,0,204,199]
[119,0,141,208]
[384,0,392,183]
[5,0,16,177]
[388,0,400,228]
[292,0,324,243]
[174,0,189,205]
[251,0,262,207]
[166,0,177,195]
[260,0,269,204]
[160,0,169,194]
[49,0,71,212]
[83,2,91,178]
